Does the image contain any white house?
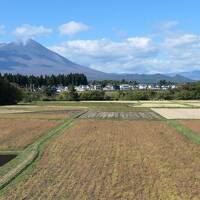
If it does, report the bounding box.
[103,85,115,91]
[56,86,68,93]
[138,84,147,90]
[90,85,102,91]
[75,85,90,92]
[120,84,131,90]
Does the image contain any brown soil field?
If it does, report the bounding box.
[80,111,161,120]
[3,120,200,200]
[178,120,200,136]
[0,110,82,120]
[0,118,61,151]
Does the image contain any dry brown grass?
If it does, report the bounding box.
[0,110,77,120]
[178,120,200,136]
[0,118,61,151]
[3,120,200,200]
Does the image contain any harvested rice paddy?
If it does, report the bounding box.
[80,111,161,120]
[152,108,200,119]
[1,101,200,200]
[2,120,200,199]
[134,103,189,108]
[177,120,200,136]
[0,118,61,151]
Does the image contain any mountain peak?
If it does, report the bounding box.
[0,40,193,82]
[7,39,41,48]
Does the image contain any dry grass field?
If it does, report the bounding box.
[0,118,61,151]
[0,105,83,151]
[0,110,80,120]
[2,119,200,200]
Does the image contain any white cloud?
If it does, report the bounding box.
[49,21,200,74]
[50,31,200,74]
[0,25,5,34]
[13,24,52,39]
[50,37,158,73]
[59,21,89,36]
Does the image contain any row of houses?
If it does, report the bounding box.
[56,84,177,93]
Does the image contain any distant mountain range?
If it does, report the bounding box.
[0,39,194,83]
[169,71,200,81]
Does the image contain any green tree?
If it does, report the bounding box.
[0,78,23,105]
[68,85,79,101]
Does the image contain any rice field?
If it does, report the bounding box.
[2,119,200,200]
[80,111,161,120]
[0,118,61,151]
[0,110,82,120]
[133,103,189,108]
[0,106,82,151]
[152,108,200,119]
[1,101,200,199]
[177,120,200,136]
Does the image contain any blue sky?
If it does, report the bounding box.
[1,0,200,73]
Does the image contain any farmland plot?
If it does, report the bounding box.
[2,120,200,200]
[133,103,188,108]
[178,120,200,136]
[80,111,161,120]
[0,118,61,151]
[152,108,200,119]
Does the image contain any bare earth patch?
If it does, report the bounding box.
[2,120,200,199]
[151,108,200,119]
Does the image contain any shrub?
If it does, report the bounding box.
[79,91,105,101]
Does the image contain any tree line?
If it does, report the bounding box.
[0,73,88,87]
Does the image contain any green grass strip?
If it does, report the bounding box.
[167,120,200,145]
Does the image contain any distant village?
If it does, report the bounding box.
[56,83,177,93]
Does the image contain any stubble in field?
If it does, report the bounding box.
[0,118,61,150]
[3,119,200,200]
[177,120,200,136]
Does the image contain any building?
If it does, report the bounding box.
[75,85,90,92]
[120,84,131,90]
[56,86,68,93]
[90,85,102,91]
[103,85,115,91]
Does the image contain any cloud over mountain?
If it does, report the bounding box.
[51,22,200,74]
[13,24,52,40]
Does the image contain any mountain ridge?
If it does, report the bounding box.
[0,39,192,83]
